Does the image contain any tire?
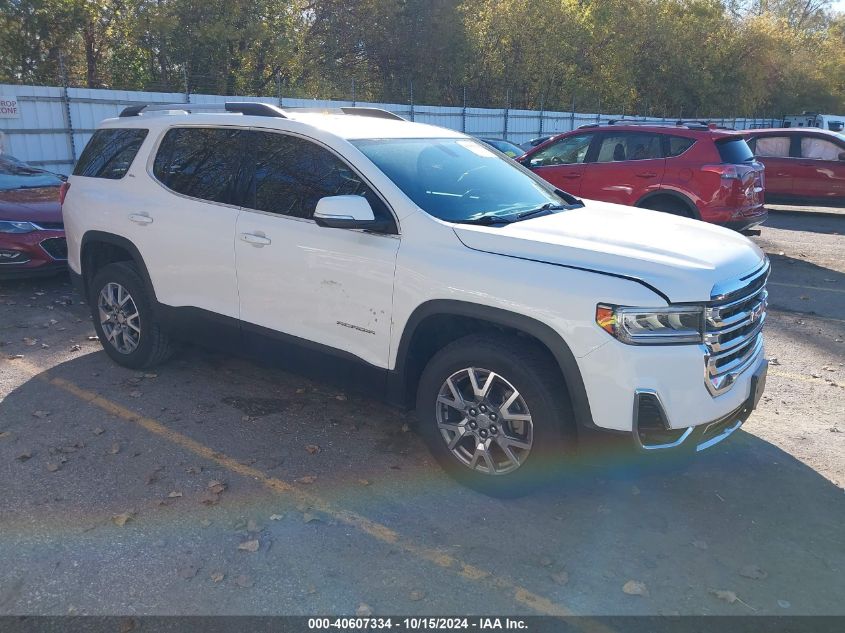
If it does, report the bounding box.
[88,262,174,369]
[639,197,694,218]
[415,334,576,497]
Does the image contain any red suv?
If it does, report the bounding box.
[519,121,767,230]
[738,128,845,207]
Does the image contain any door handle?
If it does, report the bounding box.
[240,232,271,246]
[128,213,153,225]
[635,172,658,178]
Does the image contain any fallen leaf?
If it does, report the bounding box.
[210,572,224,583]
[0,431,11,440]
[692,540,709,550]
[238,539,260,553]
[739,564,767,580]
[207,480,227,494]
[128,390,142,398]
[358,479,371,486]
[111,511,135,527]
[296,475,317,484]
[70,344,81,352]
[335,394,347,401]
[270,513,284,521]
[16,450,32,461]
[401,423,410,433]
[234,574,253,588]
[47,463,60,472]
[93,427,105,435]
[305,444,321,454]
[186,466,202,474]
[178,565,199,579]
[778,599,791,609]
[409,590,426,601]
[167,491,183,498]
[356,603,373,616]
[144,373,158,379]
[623,580,649,596]
[109,443,121,455]
[710,589,755,610]
[32,410,50,419]
[551,570,569,585]
[23,337,38,346]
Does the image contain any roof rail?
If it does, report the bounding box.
[119,102,287,118]
[118,102,406,122]
[282,107,405,121]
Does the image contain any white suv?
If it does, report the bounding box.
[63,102,769,494]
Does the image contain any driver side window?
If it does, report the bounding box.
[528,134,593,167]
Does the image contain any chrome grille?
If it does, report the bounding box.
[704,259,769,395]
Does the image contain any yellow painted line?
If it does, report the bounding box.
[769,370,842,386]
[5,356,611,625]
[768,281,845,295]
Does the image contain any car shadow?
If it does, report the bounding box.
[763,211,843,236]
[1,349,843,615]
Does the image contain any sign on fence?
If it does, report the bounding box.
[0,96,20,118]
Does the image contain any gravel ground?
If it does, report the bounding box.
[0,210,842,617]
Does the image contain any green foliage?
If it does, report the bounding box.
[0,0,842,114]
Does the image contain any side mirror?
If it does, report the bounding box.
[314,195,386,231]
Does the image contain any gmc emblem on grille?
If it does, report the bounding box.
[749,301,765,324]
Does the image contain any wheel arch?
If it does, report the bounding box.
[80,231,156,304]
[635,190,700,219]
[390,300,595,430]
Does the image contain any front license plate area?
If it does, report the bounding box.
[749,360,768,410]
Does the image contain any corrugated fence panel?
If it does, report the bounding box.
[0,83,780,174]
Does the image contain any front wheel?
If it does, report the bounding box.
[416,334,575,496]
[89,262,174,369]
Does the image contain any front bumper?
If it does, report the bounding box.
[0,229,67,278]
[633,358,767,452]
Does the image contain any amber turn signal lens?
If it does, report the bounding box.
[596,305,616,334]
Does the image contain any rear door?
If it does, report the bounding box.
[580,131,666,204]
[747,134,794,198]
[133,126,245,318]
[522,133,595,195]
[794,134,845,202]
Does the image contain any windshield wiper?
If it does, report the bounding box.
[455,214,515,226]
[515,203,568,220]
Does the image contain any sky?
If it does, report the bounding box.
[833,0,845,14]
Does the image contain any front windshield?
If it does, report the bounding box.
[0,157,63,192]
[353,138,568,223]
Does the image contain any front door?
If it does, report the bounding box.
[234,129,400,370]
[523,133,594,195]
[580,131,666,205]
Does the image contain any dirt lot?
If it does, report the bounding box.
[0,209,843,617]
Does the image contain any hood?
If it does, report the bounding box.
[452,200,765,303]
[0,186,62,224]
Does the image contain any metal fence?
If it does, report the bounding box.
[0,83,779,175]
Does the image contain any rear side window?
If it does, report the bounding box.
[153,128,246,204]
[716,138,754,163]
[74,128,148,179]
[752,136,791,158]
[246,131,391,224]
[666,136,695,157]
[596,133,663,162]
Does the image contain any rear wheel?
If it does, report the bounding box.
[639,196,695,218]
[416,334,575,496]
[89,262,173,369]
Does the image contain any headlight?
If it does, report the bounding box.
[596,304,704,345]
[0,221,38,234]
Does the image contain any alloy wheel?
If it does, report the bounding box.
[435,367,534,475]
[97,282,141,355]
